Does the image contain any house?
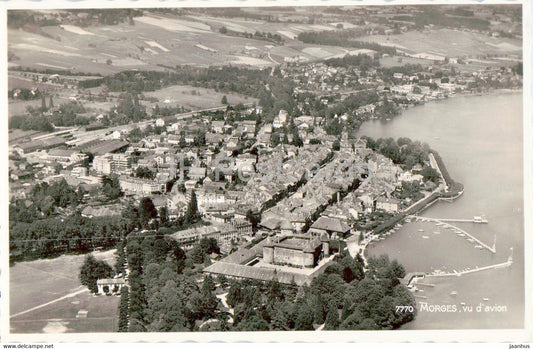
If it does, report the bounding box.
[189,167,207,180]
[235,154,256,170]
[376,197,400,213]
[206,133,225,146]
[211,121,225,134]
[273,109,288,129]
[308,216,350,239]
[156,118,165,127]
[111,130,121,139]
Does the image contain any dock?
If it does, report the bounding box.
[411,215,488,224]
[408,215,496,253]
[403,249,513,288]
[428,259,513,277]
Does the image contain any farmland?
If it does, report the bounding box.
[143,84,258,111]
[10,250,119,333]
[359,28,522,59]
[7,12,380,75]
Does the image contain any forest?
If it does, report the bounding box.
[297,30,397,55]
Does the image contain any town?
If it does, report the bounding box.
[7,5,522,334]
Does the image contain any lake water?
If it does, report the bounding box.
[357,92,524,329]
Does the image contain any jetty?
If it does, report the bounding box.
[408,215,496,253]
[411,215,488,224]
[402,248,513,288]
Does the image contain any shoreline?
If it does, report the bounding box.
[386,87,523,116]
[359,147,463,266]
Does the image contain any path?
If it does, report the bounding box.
[10,287,89,318]
[267,49,280,64]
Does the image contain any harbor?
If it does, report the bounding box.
[358,92,524,329]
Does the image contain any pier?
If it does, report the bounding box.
[408,215,496,253]
[411,215,488,224]
[402,249,513,288]
[428,254,513,278]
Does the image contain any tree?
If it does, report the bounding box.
[324,302,340,330]
[135,166,155,180]
[221,95,228,105]
[79,254,114,293]
[294,301,314,330]
[118,286,130,331]
[102,175,122,200]
[54,163,63,174]
[420,166,440,183]
[139,197,158,228]
[41,95,47,111]
[158,206,169,226]
[49,95,54,108]
[185,190,199,223]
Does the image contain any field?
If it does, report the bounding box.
[359,28,522,58]
[143,84,258,110]
[8,12,375,75]
[10,250,119,333]
[8,14,282,74]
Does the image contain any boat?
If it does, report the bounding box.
[418,229,424,232]
[458,233,465,237]
[450,291,458,296]
[436,222,444,226]
[422,235,429,239]
[460,302,466,306]
[475,245,483,249]
[433,231,440,235]
[405,219,411,223]
[483,298,490,301]
[467,238,475,243]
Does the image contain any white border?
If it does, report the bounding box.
[1,0,531,343]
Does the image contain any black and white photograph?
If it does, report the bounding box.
[2,0,531,344]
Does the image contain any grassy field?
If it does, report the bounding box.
[359,28,522,58]
[10,291,120,333]
[10,250,119,333]
[143,84,258,110]
[8,12,373,74]
[8,14,280,74]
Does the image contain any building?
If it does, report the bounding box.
[308,216,350,239]
[45,148,88,166]
[93,153,133,175]
[93,155,112,175]
[376,197,400,213]
[96,278,126,295]
[171,225,239,250]
[273,109,288,129]
[263,234,329,268]
[14,137,66,155]
[211,121,225,134]
[111,153,133,173]
[189,167,207,180]
[118,176,166,195]
[233,219,253,236]
[156,118,165,127]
